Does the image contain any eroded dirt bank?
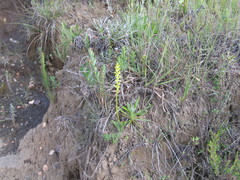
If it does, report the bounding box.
[0,0,240,180]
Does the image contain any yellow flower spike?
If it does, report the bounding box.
[115,62,121,121]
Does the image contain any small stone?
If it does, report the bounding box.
[34,99,41,105]
[17,105,24,109]
[43,122,47,127]
[28,84,35,90]
[9,38,19,44]
[39,146,43,150]
[42,164,48,171]
[49,150,55,155]
[29,100,34,105]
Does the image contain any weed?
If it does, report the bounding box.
[208,127,240,178]
[40,52,50,90]
[224,152,240,178]
[31,0,64,20]
[117,47,128,71]
[102,133,121,144]
[99,65,106,96]
[55,22,81,61]
[80,49,107,95]
[25,0,67,66]
[49,76,60,89]
[111,120,128,132]
[40,51,55,101]
[81,49,98,85]
[102,120,126,144]
[191,136,200,145]
[160,175,170,180]
[120,97,150,128]
[179,0,189,14]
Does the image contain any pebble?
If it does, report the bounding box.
[29,100,34,105]
[34,99,41,105]
[42,164,48,171]
[28,84,35,90]
[17,105,24,109]
[49,150,55,155]
[43,122,47,127]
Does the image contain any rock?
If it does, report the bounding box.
[28,84,35,90]
[28,100,34,105]
[9,38,19,44]
[34,99,41,105]
[42,164,48,171]
[42,122,47,127]
[49,150,55,155]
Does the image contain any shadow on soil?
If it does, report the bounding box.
[0,0,49,157]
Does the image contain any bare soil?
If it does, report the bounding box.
[0,1,239,180]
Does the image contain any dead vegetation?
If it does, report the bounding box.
[1,0,239,179]
[61,1,239,179]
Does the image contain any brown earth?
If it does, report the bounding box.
[0,0,239,180]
